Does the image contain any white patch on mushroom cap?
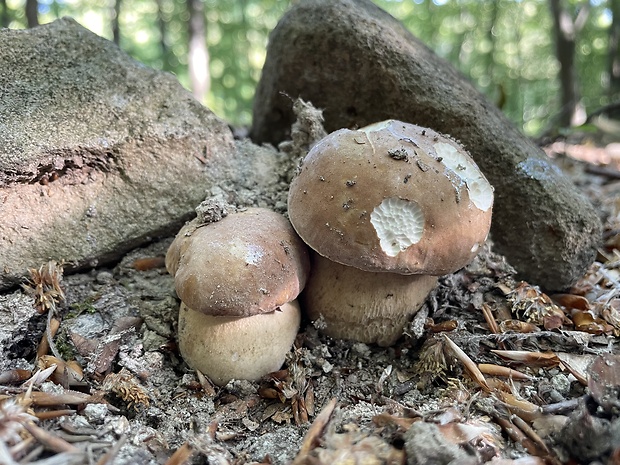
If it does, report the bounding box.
[434,142,493,212]
[359,120,393,134]
[229,241,263,266]
[245,244,264,265]
[370,198,424,257]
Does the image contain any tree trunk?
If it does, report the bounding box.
[0,0,10,28]
[484,0,503,108]
[111,0,121,45]
[156,0,170,71]
[548,0,588,127]
[452,10,469,70]
[25,0,38,28]
[187,0,210,103]
[610,0,620,99]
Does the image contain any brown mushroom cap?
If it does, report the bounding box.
[302,253,438,346]
[166,208,310,317]
[288,120,493,276]
[178,301,301,386]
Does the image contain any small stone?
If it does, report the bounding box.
[404,421,475,465]
[181,373,197,387]
[109,415,131,436]
[83,403,108,424]
[351,342,371,357]
[65,312,108,339]
[239,426,303,464]
[96,271,114,285]
[551,373,571,396]
[69,415,92,430]
[243,417,260,432]
[320,359,334,373]
[140,329,168,352]
[227,379,257,398]
[40,381,65,395]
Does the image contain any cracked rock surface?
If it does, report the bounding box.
[0,19,287,290]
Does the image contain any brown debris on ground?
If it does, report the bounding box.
[0,133,619,464]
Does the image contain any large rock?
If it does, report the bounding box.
[251,0,602,290]
[0,19,286,290]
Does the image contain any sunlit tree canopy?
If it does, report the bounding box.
[2,0,618,135]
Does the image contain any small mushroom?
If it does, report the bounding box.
[166,208,310,385]
[288,120,493,345]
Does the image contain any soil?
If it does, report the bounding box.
[1,131,620,465]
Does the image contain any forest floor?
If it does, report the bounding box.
[1,132,620,465]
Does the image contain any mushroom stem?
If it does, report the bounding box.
[302,253,438,346]
[178,301,302,386]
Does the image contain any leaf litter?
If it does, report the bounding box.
[1,117,620,464]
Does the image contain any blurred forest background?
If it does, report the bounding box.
[1,0,619,136]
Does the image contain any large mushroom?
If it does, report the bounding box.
[288,120,493,346]
[166,208,310,385]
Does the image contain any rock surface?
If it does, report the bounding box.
[0,19,288,290]
[251,0,602,290]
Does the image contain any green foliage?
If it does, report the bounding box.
[1,0,616,135]
[67,298,98,318]
[203,0,289,126]
[112,0,289,126]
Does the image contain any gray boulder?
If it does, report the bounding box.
[251,0,602,290]
[0,19,285,290]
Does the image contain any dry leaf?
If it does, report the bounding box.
[427,319,458,333]
[551,293,590,311]
[498,320,540,333]
[588,353,620,412]
[443,335,490,392]
[437,421,499,449]
[132,256,166,271]
[478,364,532,380]
[292,398,337,463]
[491,350,560,368]
[37,317,60,359]
[28,390,92,407]
[0,369,32,385]
[495,391,542,422]
[571,310,614,335]
[372,412,417,431]
[481,303,500,334]
[556,352,595,386]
